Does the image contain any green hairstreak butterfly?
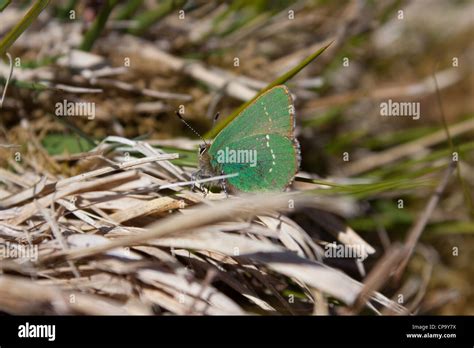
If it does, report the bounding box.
[195,85,300,192]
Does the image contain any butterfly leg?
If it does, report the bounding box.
[220,170,228,198]
[192,170,215,196]
[190,169,204,192]
[190,171,197,191]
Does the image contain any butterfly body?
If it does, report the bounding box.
[197,85,300,192]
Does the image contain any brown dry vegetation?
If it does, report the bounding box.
[0,0,473,315]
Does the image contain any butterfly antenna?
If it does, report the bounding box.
[176,111,208,145]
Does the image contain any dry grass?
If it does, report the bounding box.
[0,134,405,315]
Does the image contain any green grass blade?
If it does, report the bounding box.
[205,41,333,139]
[427,221,474,236]
[128,0,185,36]
[79,0,119,52]
[56,0,77,19]
[0,0,11,12]
[0,77,49,91]
[300,177,434,199]
[0,0,50,58]
[115,0,143,20]
[433,71,473,218]
[48,113,98,147]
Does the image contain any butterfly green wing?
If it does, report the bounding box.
[208,85,299,192]
[210,133,299,192]
[210,85,296,152]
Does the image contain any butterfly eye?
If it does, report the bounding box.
[199,145,207,155]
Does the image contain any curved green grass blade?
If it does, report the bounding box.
[205,41,333,139]
[299,177,434,199]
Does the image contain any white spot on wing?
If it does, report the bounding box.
[263,104,272,123]
[265,134,276,173]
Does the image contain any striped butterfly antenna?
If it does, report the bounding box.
[175,111,208,145]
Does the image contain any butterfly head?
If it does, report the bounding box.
[199,143,211,168]
[198,143,209,156]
